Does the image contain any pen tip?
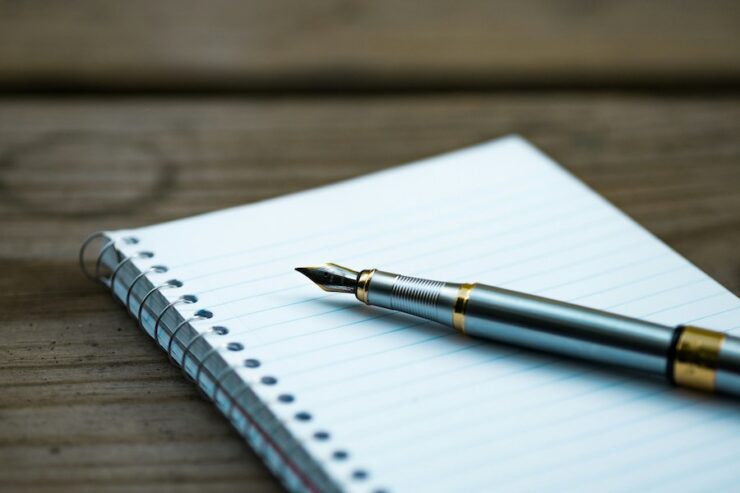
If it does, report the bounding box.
[294,263,359,293]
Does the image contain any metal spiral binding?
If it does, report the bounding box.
[179,328,213,381]
[78,232,108,281]
[80,232,370,490]
[136,280,183,332]
[126,265,169,314]
[164,312,215,363]
[153,295,197,345]
[109,251,154,294]
[83,233,229,402]
[79,231,142,285]
[166,319,194,365]
[79,231,114,284]
[82,233,258,419]
[84,235,245,428]
[84,235,226,402]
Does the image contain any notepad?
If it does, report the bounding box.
[85,136,740,493]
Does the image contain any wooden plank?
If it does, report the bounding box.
[1,94,739,491]
[1,1,739,90]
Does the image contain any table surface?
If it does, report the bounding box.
[1,3,740,493]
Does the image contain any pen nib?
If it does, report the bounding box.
[295,263,359,293]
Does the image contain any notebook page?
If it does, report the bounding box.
[111,136,740,493]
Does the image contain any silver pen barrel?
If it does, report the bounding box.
[357,269,740,397]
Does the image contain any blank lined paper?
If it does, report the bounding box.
[112,136,740,493]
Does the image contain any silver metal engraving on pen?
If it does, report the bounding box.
[296,264,740,398]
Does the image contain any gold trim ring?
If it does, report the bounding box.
[673,326,725,392]
[452,283,475,334]
[356,269,376,304]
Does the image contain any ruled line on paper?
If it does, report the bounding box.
[601,277,712,310]
[404,390,719,484]
[429,404,737,492]
[641,289,730,317]
[163,138,586,274]
[688,305,740,326]
[358,378,654,482]
[165,168,549,274]
[566,263,692,302]
[331,355,577,439]
[635,429,740,492]
[522,405,739,492]
[178,189,599,296]
[326,362,620,454]
[170,190,591,306]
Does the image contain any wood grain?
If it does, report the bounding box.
[1,0,739,90]
[1,94,739,492]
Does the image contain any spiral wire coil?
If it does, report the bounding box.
[79,231,373,491]
[79,232,254,421]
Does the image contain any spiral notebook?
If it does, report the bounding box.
[82,136,740,493]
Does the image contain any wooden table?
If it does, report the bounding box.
[1,3,739,492]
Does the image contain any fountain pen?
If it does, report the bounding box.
[296,263,740,398]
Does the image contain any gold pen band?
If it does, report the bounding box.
[356,269,375,304]
[672,325,726,392]
[452,283,476,334]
